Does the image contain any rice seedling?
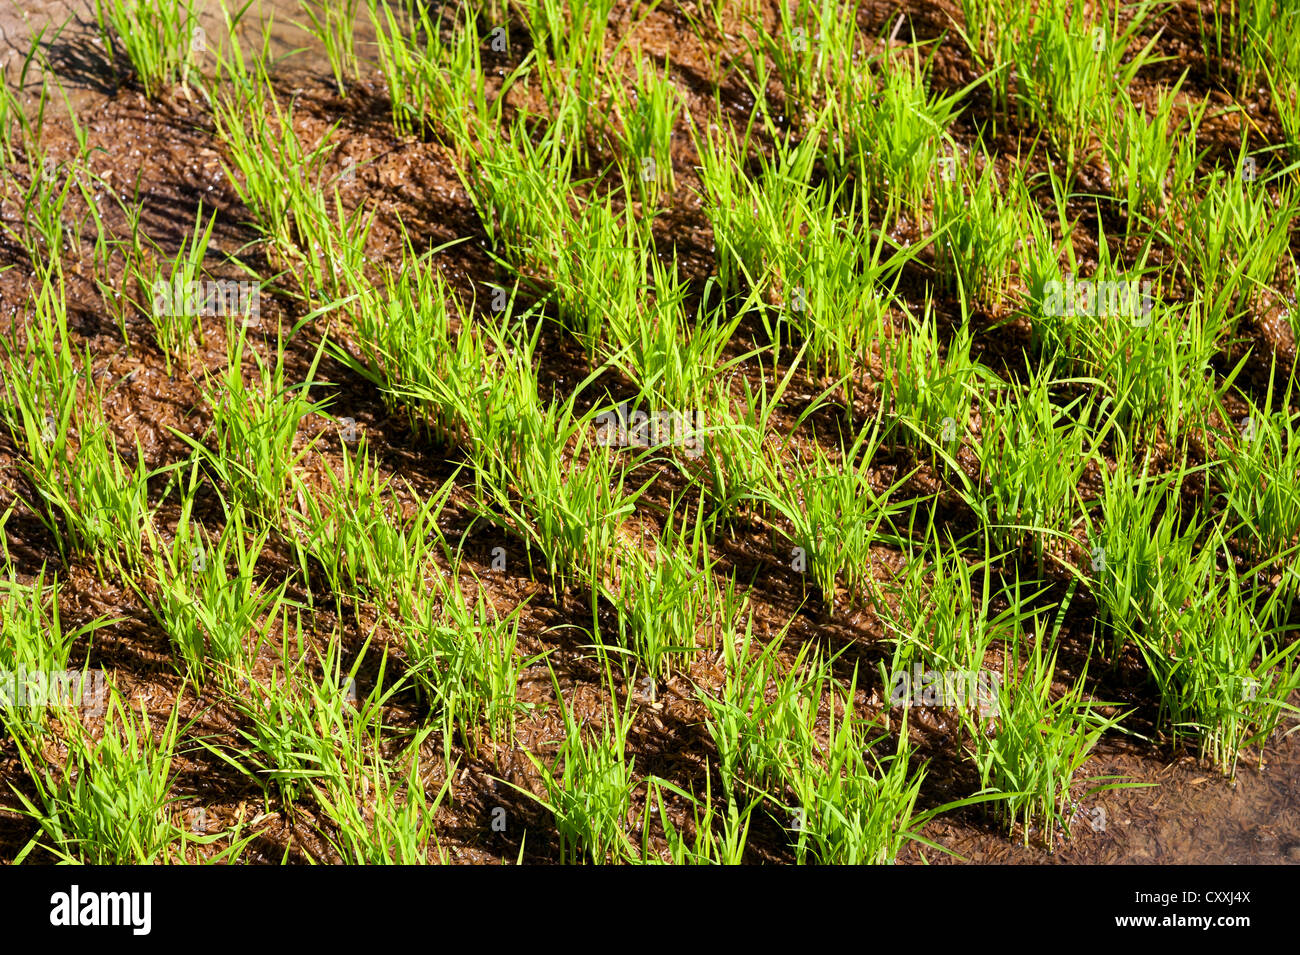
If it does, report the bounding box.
[289,437,453,605]
[137,481,290,685]
[782,685,931,865]
[605,498,714,680]
[0,559,113,736]
[522,665,641,864]
[1215,364,1300,563]
[930,155,1032,310]
[609,53,682,207]
[1011,0,1164,170]
[391,560,532,753]
[182,322,330,522]
[880,303,995,457]
[964,621,1127,849]
[969,367,1111,571]
[312,728,453,863]
[298,0,362,97]
[1085,450,1216,663]
[761,409,917,612]
[1133,533,1300,775]
[826,42,976,213]
[94,0,204,98]
[1103,76,1208,229]
[11,691,191,863]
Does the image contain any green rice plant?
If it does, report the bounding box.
[880,305,995,456]
[138,485,290,685]
[137,203,217,373]
[1167,161,1296,333]
[1199,0,1300,92]
[184,323,330,522]
[969,368,1111,571]
[368,0,496,140]
[523,666,640,864]
[964,622,1126,849]
[643,773,754,865]
[762,410,917,612]
[931,156,1031,310]
[874,526,1035,681]
[210,67,342,263]
[1085,452,1217,663]
[1012,0,1164,169]
[471,396,647,594]
[298,0,361,96]
[1215,366,1300,562]
[694,363,792,521]
[605,498,715,680]
[0,560,112,736]
[94,0,204,98]
[609,53,682,207]
[289,438,452,605]
[699,619,826,796]
[1103,77,1208,229]
[312,728,452,863]
[953,0,1034,113]
[391,561,531,752]
[825,43,975,212]
[1134,539,1300,776]
[11,692,209,864]
[518,0,618,154]
[746,0,859,127]
[782,681,931,865]
[211,631,400,808]
[698,122,920,381]
[455,109,577,269]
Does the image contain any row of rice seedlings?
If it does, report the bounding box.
[93,0,204,98]
[10,688,252,863]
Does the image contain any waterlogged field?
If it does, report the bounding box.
[0,0,1298,865]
